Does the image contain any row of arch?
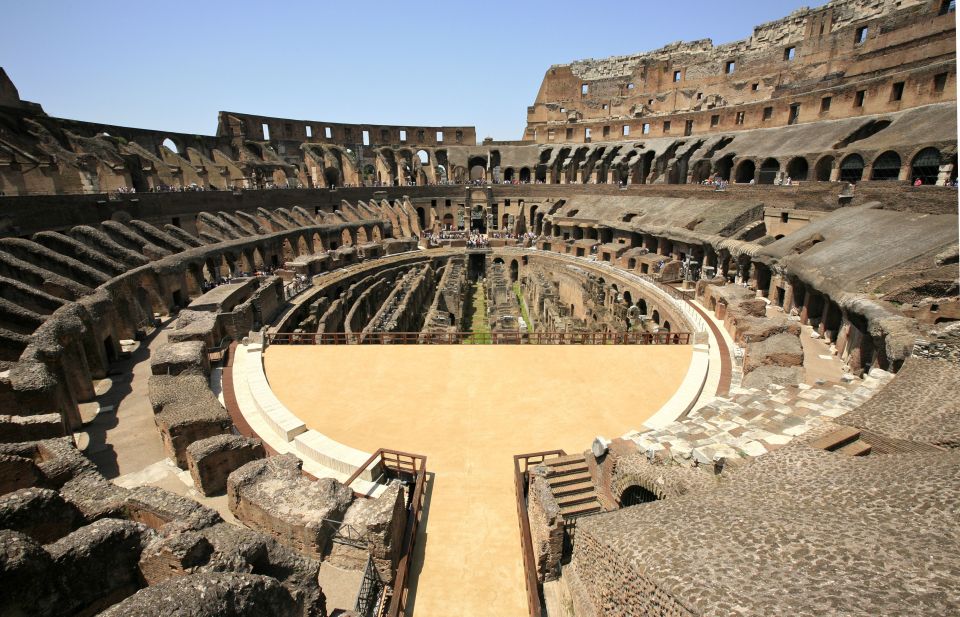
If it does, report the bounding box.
[718,147,954,185]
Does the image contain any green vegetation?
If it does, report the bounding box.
[513,282,534,333]
[463,282,491,344]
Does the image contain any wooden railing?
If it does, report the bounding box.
[264,330,691,346]
[513,450,567,617]
[345,448,428,617]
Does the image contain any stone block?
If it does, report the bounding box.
[150,340,210,377]
[186,434,266,497]
[0,487,83,543]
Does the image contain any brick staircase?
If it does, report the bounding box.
[807,425,872,456]
[542,454,602,519]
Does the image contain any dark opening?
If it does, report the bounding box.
[620,485,658,507]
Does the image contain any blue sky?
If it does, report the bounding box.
[1,0,824,141]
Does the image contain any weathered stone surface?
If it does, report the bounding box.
[150,340,209,377]
[741,364,804,389]
[99,572,301,617]
[0,413,65,442]
[743,331,804,374]
[186,434,266,497]
[0,529,62,617]
[123,485,222,531]
[149,375,232,468]
[329,481,406,582]
[0,453,43,496]
[46,518,154,616]
[0,487,83,543]
[139,522,327,617]
[226,454,354,557]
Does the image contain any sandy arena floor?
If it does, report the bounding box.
[265,344,692,617]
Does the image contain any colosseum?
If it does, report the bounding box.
[0,1,958,616]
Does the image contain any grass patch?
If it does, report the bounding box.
[513,282,534,333]
[463,282,491,344]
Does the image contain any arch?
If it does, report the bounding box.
[469,165,485,181]
[627,258,637,269]
[620,485,658,507]
[501,213,509,230]
[341,228,353,247]
[690,160,713,184]
[371,225,382,242]
[758,158,780,184]
[911,147,942,185]
[442,213,454,229]
[786,157,809,181]
[297,235,310,256]
[519,167,531,183]
[814,156,835,181]
[323,167,340,188]
[735,159,756,183]
[311,232,323,253]
[252,247,265,269]
[503,168,515,182]
[510,260,518,282]
[637,298,648,315]
[651,310,661,324]
[714,154,735,181]
[161,138,178,155]
[662,320,671,332]
[356,226,369,244]
[839,154,865,183]
[870,151,902,181]
[623,290,632,305]
[416,207,426,229]
[416,149,429,165]
[281,238,295,262]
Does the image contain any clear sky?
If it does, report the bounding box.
[1,0,825,142]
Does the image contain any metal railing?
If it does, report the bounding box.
[355,555,385,617]
[264,330,691,346]
[513,450,567,617]
[345,449,428,617]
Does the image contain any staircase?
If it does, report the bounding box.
[807,426,872,456]
[542,454,602,519]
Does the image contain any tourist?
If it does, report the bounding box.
[914,177,923,186]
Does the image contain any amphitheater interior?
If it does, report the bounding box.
[0,1,959,616]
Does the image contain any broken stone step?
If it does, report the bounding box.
[552,480,596,497]
[557,492,599,508]
[544,462,589,478]
[544,453,588,467]
[806,426,861,451]
[835,440,872,457]
[547,470,592,487]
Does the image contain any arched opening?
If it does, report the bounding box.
[311,233,323,253]
[519,167,531,183]
[416,207,426,229]
[870,151,902,181]
[786,157,809,181]
[623,291,632,305]
[470,165,485,182]
[758,158,780,184]
[627,258,637,269]
[619,485,658,507]
[651,310,661,325]
[690,160,713,184]
[911,148,942,185]
[282,238,295,262]
[714,154,735,181]
[323,167,340,187]
[510,260,518,282]
[637,299,648,315]
[442,213,455,230]
[662,320,671,332]
[297,235,310,256]
[341,228,353,247]
[501,213,510,230]
[416,150,429,165]
[735,159,756,183]
[436,164,447,183]
[356,227,369,244]
[839,154,865,183]
[371,226,382,242]
[161,138,178,155]
[815,156,835,181]
[503,168,515,182]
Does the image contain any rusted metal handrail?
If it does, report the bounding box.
[265,330,691,346]
[513,450,566,617]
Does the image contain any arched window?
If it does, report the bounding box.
[911,148,942,185]
[735,160,756,183]
[814,156,835,181]
[870,151,902,181]
[758,158,780,184]
[519,167,531,183]
[786,157,809,181]
[161,138,178,154]
[839,154,865,183]
[620,485,658,507]
[416,150,429,165]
